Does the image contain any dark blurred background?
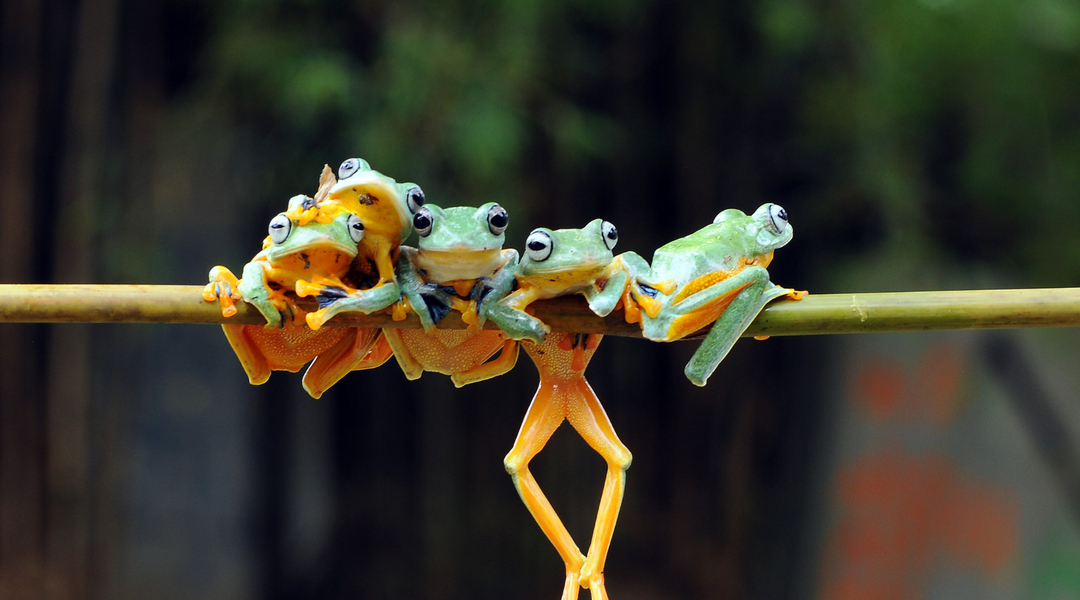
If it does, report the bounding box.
[2,0,1080,599]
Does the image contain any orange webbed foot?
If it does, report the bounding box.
[204,266,242,318]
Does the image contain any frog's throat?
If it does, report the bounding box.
[413,248,507,283]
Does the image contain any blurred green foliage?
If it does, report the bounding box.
[183,0,1080,288]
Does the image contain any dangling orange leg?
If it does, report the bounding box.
[512,333,631,600]
[504,367,585,600]
[566,374,631,599]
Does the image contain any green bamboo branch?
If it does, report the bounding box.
[0,284,1078,339]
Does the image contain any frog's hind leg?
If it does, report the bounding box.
[684,279,791,387]
[302,327,382,398]
[504,385,585,600]
[567,377,632,600]
[221,324,272,385]
[451,338,519,387]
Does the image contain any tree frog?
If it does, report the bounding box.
[295,157,425,330]
[203,183,388,398]
[503,332,630,600]
[486,219,629,344]
[619,203,804,387]
[374,202,521,386]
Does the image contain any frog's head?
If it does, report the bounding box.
[519,218,619,275]
[264,194,365,265]
[325,157,425,242]
[413,202,509,253]
[715,203,793,253]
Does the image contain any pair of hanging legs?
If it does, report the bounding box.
[504,333,631,600]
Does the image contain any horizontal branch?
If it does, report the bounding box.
[0,284,1078,339]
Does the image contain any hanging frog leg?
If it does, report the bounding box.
[302,327,383,399]
[380,328,426,381]
[563,340,631,600]
[220,324,272,385]
[503,368,586,600]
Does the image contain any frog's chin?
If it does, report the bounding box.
[414,248,507,282]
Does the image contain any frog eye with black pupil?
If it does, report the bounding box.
[601,220,618,250]
[525,230,553,262]
[406,186,425,214]
[347,214,365,243]
[414,207,433,237]
[768,204,788,233]
[269,213,291,244]
[487,205,508,235]
[338,158,361,180]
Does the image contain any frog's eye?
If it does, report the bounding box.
[338,158,366,180]
[406,186,425,214]
[347,214,365,243]
[601,220,618,250]
[268,213,291,244]
[525,230,553,262]
[767,204,789,234]
[413,207,434,237]
[487,205,509,236]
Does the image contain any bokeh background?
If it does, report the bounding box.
[2,0,1080,598]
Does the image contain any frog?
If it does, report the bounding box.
[294,157,425,330]
[503,332,630,600]
[372,202,522,386]
[486,218,638,344]
[618,203,804,387]
[203,171,388,398]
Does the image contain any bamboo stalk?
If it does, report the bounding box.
[0,284,1078,339]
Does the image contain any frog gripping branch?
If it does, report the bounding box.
[202,168,389,398]
[620,203,804,386]
[203,169,805,598]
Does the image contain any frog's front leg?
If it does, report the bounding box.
[471,249,520,329]
[237,261,289,328]
[487,285,549,344]
[297,276,401,330]
[203,265,243,317]
[581,263,628,318]
[616,252,676,321]
[394,247,445,332]
[674,267,792,386]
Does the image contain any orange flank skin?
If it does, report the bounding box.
[505,333,631,600]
